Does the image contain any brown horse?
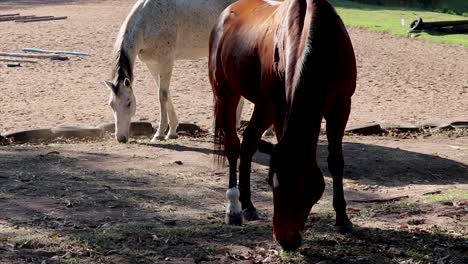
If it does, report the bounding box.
[209,0,356,250]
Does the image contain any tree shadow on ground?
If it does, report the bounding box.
[0,140,466,263]
[140,139,467,188]
[301,222,468,263]
[0,146,274,263]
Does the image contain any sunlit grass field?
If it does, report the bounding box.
[331,0,468,47]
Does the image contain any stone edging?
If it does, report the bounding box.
[345,121,468,136]
[1,122,205,144]
[1,121,467,144]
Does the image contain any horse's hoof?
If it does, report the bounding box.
[335,223,354,234]
[225,213,243,226]
[243,209,260,221]
[166,134,178,140]
[151,135,165,142]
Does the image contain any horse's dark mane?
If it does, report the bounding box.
[281,0,341,139]
[112,46,133,83]
[293,0,340,94]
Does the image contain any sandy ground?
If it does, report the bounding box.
[0,135,467,263]
[0,1,467,263]
[0,0,467,134]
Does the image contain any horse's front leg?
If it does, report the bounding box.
[239,106,273,221]
[150,61,178,141]
[325,98,353,233]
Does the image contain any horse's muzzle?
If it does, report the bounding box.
[276,231,302,251]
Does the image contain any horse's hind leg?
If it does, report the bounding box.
[239,106,273,221]
[217,95,243,225]
[325,97,353,233]
[211,96,244,132]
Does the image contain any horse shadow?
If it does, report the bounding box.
[251,140,467,187]
[139,138,467,187]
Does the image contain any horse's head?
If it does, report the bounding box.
[258,140,325,251]
[104,78,136,143]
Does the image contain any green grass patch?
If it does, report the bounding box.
[331,0,468,47]
[345,0,468,16]
[280,250,305,263]
[421,190,468,204]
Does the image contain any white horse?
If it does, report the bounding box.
[104,0,239,143]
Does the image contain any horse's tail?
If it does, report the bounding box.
[213,98,226,164]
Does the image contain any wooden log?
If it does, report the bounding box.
[410,17,468,32]
[424,20,468,28]
[22,48,89,56]
[0,52,68,60]
[15,16,67,23]
[350,196,409,203]
[0,58,38,64]
[0,15,38,22]
[7,62,21,67]
[0,13,20,17]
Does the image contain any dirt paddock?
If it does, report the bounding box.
[0,0,467,263]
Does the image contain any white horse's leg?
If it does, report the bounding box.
[211,95,217,133]
[164,74,179,140]
[236,97,244,130]
[158,65,178,140]
[145,61,175,142]
[151,62,178,141]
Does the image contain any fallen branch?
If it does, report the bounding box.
[0,52,68,60]
[0,58,38,64]
[0,15,39,22]
[7,62,21,67]
[422,190,442,196]
[0,13,20,17]
[15,16,67,23]
[350,195,409,203]
[23,48,89,56]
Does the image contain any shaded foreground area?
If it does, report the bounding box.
[0,134,467,263]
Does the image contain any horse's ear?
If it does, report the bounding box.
[124,78,131,88]
[104,80,118,94]
[258,140,275,155]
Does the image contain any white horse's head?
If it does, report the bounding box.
[104,78,136,143]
